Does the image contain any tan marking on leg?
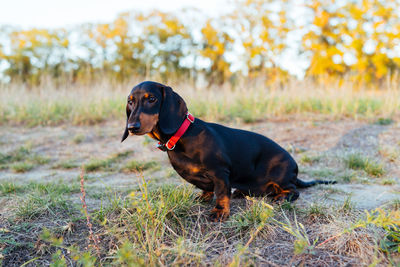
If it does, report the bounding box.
[211,195,230,222]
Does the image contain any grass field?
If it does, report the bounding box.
[0,80,399,266]
[1,79,399,126]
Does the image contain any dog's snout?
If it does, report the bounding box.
[128,122,141,131]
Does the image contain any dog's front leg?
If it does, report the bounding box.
[209,170,231,222]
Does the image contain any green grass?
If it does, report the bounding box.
[344,153,385,177]
[300,154,321,165]
[9,156,50,173]
[52,160,80,169]
[84,158,114,172]
[30,155,51,164]
[277,212,317,255]
[13,181,80,220]
[306,202,330,219]
[16,193,71,220]
[338,171,357,183]
[94,183,203,264]
[279,200,299,212]
[0,145,31,165]
[30,181,80,195]
[10,162,35,173]
[307,168,336,178]
[0,180,80,196]
[72,134,85,144]
[111,151,132,161]
[122,160,159,172]
[0,182,25,195]
[0,145,50,172]
[84,151,132,172]
[339,196,354,213]
[380,179,396,185]
[229,197,274,232]
[375,118,394,125]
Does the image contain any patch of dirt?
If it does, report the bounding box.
[0,119,399,210]
[250,119,365,152]
[330,124,387,156]
[1,118,399,266]
[298,184,400,210]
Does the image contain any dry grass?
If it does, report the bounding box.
[316,218,385,264]
[1,78,400,266]
[1,78,399,126]
[1,175,398,266]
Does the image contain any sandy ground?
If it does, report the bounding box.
[0,118,399,210]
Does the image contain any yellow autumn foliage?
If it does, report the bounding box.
[0,0,399,87]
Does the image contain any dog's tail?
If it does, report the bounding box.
[295,178,336,188]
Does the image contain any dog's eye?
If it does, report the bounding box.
[148,96,156,103]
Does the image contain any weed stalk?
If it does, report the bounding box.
[80,168,101,256]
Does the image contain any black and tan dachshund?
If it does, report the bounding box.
[121,81,336,221]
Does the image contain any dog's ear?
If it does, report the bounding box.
[159,86,188,135]
[121,104,130,143]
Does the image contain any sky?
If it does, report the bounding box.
[0,0,227,29]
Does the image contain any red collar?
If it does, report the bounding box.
[157,112,195,151]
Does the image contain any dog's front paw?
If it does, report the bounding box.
[209,208,230,222]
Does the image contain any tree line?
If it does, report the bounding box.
[1,0,399,87]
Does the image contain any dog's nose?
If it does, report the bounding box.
[128,122,141,131]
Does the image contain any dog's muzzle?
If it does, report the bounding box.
[127,122,141,134]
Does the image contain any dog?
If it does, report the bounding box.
[121,81,336,221]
